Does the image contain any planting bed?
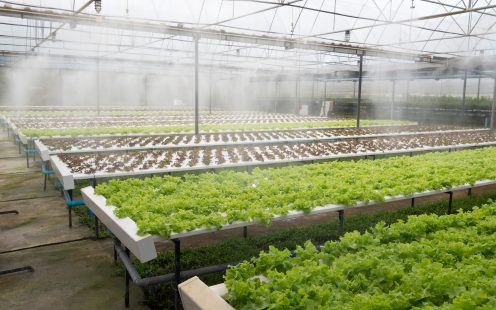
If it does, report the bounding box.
[55,130,496,176]
[9,114,329,129]
[38,125,463,154]
[221,202,496,309]
[83,146,496,243]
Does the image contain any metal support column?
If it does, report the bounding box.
[356,54,364,128]
[312,79,315,103]
[296,78,300,114]
[324,80,327,101]
[172,239,181,310]
[447,191,453,214]
[95,216,100,239]
[461,70,467,124]
[491,77,496,129]
[477,77,481,100]
[274,80,279,113]
[209,70,212,114]
[25,146,29,168]
[390,79,396,120]
[353,80,356,99]
[59,69,64,106]
[338,210,345,233]
[125,247,130,307]
[194,36,200,135]
[142,75,148,107]
[96,59,101,116]
[68,189,73,228]
[406,80,410,103]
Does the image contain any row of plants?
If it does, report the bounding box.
[95,147,496,238]
[131,193,496,309]
[369,95,494,109]
[20,119,412,137]
[0,110,252,117]
[225,200,496,309]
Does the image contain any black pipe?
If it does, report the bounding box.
[0,266,34,277]
[125,247,130,308]
[95,216,100,239]
[173,239,181,310]
[447,191,453,214]
[114,242,242,287]
[338,210,345,232]
[0,210,19,215]
[68,205,72,228]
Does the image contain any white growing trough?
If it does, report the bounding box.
[33,127,486,161]
[81,179,496,265]
[52,141,496,190]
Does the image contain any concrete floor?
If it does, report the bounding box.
[0,130,147,310]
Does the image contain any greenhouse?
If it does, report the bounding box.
[1,1,496,309]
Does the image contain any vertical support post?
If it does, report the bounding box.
[114,238,121,263]
[406,79,410,103]
[194,36,200,135]
[461,70,467,125]
[142,75,148,107]
[312,79,315,103]
[324,80,327,100]
[476,77,481,100]
[68,206,72,228]
[390,79,396,120]
[95,216,100,239]
[25,145,29,168]
[356,54,364,128]
[491,77,496,129]
[447,191,453,215]
[243,226,248,239]
[209,70,212,114]
[68,190,73,228]
[172,239,181,310]
[96,59,101,116]
[353,80,356,99]
[59,69,64,106]
[274,80,279,113]
[338,210,345,233]
[32,141,36,162]
[468,187,472,197]
[296,78,300,114]
[411,198,415,207]
[124,247,130,308]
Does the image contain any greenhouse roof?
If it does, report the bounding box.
[0,0,494,74]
